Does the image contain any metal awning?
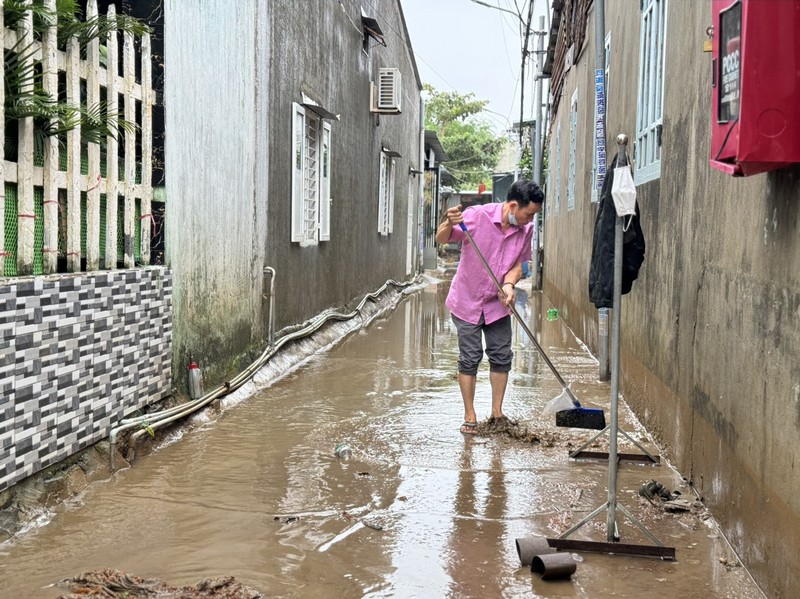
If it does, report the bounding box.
[301,93,340,121]
[425,130,449,163]
[382,147,402,158]
[361,12,386,47]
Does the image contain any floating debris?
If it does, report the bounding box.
[362,519,384,531]
[56,568,263,598]
[663,498,693,512]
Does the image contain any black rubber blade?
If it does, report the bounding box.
[555,408,606,430]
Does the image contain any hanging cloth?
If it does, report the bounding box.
[588,155,646,309]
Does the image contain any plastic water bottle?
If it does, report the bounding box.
[335,443,353,461]
[188,360,204,399]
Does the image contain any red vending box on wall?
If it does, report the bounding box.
[710,0,800,176]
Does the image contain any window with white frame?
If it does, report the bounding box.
[635,0,667,184]
[553,122,562,215]
[568,89,578,210]
[291,102,332,246]
[378,151,395,235]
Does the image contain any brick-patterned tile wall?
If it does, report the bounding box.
[0,268,172,492]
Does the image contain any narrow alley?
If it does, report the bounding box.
[0,278,763,598]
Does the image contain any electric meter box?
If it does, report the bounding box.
[710,0,800,176]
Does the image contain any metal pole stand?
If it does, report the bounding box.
[568,423,660,464]
[570,134,658,466]
[548,135,674,560]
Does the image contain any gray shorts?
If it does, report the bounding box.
[451,313,513,376]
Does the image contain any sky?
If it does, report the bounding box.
[401,0,549,135]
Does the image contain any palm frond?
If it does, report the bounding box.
[59,13,151,49]
[4,0,144,152]
[75,101,135,145]
[4,40,43,98]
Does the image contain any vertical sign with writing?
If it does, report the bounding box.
[595,69,607,192]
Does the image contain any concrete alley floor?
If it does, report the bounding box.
[0,276,765,598]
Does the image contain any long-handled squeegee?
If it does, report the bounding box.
[458,221,605,430]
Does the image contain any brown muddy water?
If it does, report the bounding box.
[0,278,765,598]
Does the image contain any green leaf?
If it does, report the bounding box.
[423,85,504,191]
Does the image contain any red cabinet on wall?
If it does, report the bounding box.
[710,0,800,176]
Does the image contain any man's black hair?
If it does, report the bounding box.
[506,179,544,207]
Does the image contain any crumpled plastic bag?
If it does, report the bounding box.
[541,387,578,416]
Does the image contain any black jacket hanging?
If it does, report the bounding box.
[588,156,646,309]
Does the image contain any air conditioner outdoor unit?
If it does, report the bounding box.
[371,67,401,113]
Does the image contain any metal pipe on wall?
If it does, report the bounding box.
[264,266,276,347]
[532,15,545,291]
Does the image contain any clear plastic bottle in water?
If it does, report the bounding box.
[335,443,353,461]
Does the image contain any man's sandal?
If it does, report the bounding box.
[460,421,478,435]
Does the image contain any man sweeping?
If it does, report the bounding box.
[435,180,544,435]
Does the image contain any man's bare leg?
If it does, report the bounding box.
[458,373,477,428]
[490,371,509,418]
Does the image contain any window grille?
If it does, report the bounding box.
[635,0,668,183]
[568,89,578,210]
[378,152,395,235]
[291,103,332,246]
[554,123,562,215]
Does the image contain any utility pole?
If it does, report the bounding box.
[518,1,535,150]
[532,14,545,290]
[532,16,545,184]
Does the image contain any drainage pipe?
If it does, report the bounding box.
[264,266,276,348]
[110,278,415,470]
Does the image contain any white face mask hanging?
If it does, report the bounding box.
[611,157,637,230]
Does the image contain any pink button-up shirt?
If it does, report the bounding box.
[445,202,533,325]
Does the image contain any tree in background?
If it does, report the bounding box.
[423,84,503,191]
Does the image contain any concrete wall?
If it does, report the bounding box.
[267,0,422,328]
[166,0,422,387]
[0,269,172,492]
[544,3,800,597]
[165,1,269,384]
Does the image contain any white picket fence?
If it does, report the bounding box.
[0,0,154,277]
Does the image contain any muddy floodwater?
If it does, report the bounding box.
[0,278,765,598]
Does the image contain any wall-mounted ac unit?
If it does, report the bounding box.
[371,67,401,114]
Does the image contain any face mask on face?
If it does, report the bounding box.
[507,209,518,227]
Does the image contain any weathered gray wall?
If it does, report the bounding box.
[544,2,800,597]
[267,0,422,329]
[165,1,269,384]
[165,0,422,387]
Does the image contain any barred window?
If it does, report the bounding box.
[291,103,332,246]
[635,0,668,183]
[568,89,578,210]
[377,151,395,235]
[554,123,562,215]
